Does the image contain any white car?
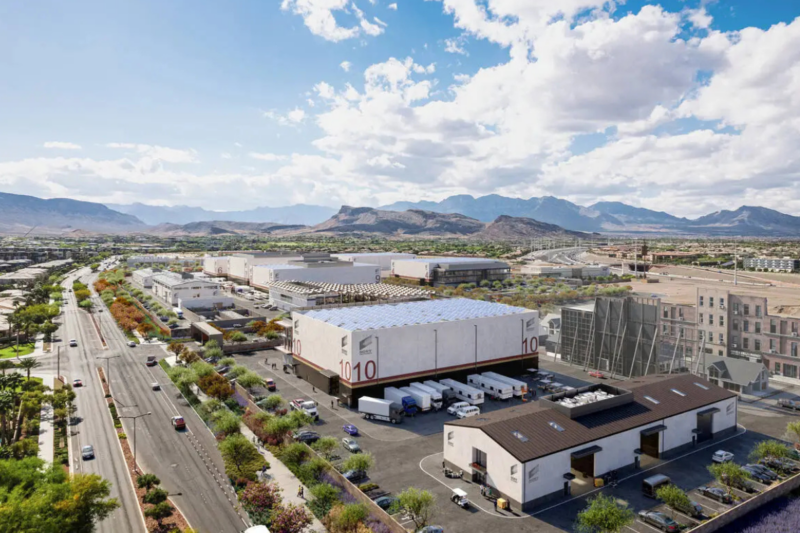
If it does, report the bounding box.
[712,450,734,463]
[69,339,78,347]
[447,401,470,415]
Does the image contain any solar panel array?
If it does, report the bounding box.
[303,298,530,331]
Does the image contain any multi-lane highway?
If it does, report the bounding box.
[84,270,249,532]
[61,269,144,533]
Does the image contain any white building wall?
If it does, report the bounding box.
[229,255,304,283]
[391,259,432,280]
[252,263,381,289]
[334,253,416,271]
[203,256,230,276]
[292,309,539,387]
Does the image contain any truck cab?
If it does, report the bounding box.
[291,398,319,420]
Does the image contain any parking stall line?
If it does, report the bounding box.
[637,519,666,533]
[690,493,726,513]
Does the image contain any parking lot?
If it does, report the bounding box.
[220,350,800,532]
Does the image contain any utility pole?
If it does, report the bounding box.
[96,354,120,386]
[119,412,151,472]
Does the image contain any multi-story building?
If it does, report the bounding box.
[150,273,232,309]
[390,257,511,286]
[744,257,800,272]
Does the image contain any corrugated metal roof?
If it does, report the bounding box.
[301,298,532,331]
[447,374,735,463]
[400,257,502,264]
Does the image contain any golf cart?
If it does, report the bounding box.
[451,488,469,509]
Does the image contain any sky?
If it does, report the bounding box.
[1,0,799,217]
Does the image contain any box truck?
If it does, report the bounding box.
[399,387,432,412]
[384,387,418,416]
[358,397,404,424]
[423,380,458,405]
[467,374,514,400]
[481,372,528,397]
[409,382,443,410]
[439,379,484,405]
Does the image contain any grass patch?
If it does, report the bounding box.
[159,359,171,371]
[0,343,36,359]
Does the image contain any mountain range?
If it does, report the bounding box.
[106,202,337,226]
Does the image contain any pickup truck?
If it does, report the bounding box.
[290,398,319,420]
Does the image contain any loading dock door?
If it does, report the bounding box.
[696,414,713,442]
[640,433,660,458]
[571,446,602,479]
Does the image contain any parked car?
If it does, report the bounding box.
[81,445,95,460]
[588,370,606,379]
[342,437,361,453]
[168,323,178,329]
[778,398,800,410]
[418,527,444,533]
[232,323,242,328]
[760,457,799,474]
[447,401,470,415]
[673,498,704,519]
[342,424,358,436]
[712,450,734,463]
[215,365,231,375]
[722,474,757,493]
[146,355,157,367]
[128,341,136,347]
[151,382,160,391]
[638,510,680,532]
[744,464,778,483]
[205,356,220,364]
[293,431,320,444]
[342,470,367,483]
[69,339,78,347]
[266,378,276,391]
[697,486,733,504]
[72,379,83,388]
[171,416,186,430]
[373,496,399,513]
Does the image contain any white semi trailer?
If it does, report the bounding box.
[358,397,404,424]
[409,383,443,410]
[399,386,432,412]
[481,372,529,397]
[439,379,484,406]
[467,374,513,400]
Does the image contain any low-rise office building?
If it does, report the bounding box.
[227,252,303,284]
[131,268,160,288]
[251,256,380,290]
[151,273,232,309]
[444,374,737,511]
[333,253,416,272]
[391,257,510,286]
[744,257,800,272]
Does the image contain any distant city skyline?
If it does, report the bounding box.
[0,1,799,217]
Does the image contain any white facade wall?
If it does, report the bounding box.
[229,254,303,283]
[391,259,432,280]
[334,253,416,271]
[252,263,380,289]
[152,279,225,307]
[132,270,155,288]
[203,256,230,276]
[292,310,539,387]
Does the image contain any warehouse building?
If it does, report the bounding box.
[444,374,737,511]
[132,268,160,288]
[268,281,432,312]
[251,256,380,290]
[285,298,539,405]
[227,252,304,283]
[333,253,416,273]
[151,273,233,309]
[744,257,800,272]
[391,257,511,286]
[203,256,231,277]
[521,264,610,279]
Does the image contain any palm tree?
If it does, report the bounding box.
[0,361,14,375]
[16,358,41,381]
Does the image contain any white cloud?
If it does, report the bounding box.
[444,37,468,55]
[249,152,288,161]
[105,143,197,163]
[340,60,352,72]
[287,108,307,123]
[234,142,243,148]
[263,108,307,126]
[43,142,82,150]
[374,17,387,28]
[220,152,232,159]
[388,3,397,10]
[281,0,384,42]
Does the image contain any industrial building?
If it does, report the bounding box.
[251,256,380,290]
[390,257,511,286]
[268,281,432,312]
[333,253,416,272]
[126,254,202,268]
[444,374,737,511]
[131,268,160,288]
[284,298,539,405]
[203,255,231,277]
[227,252,304,283]
[744,257,800,272]
[150,273,232,309]
[521,264,610,279]
[0,259,73,286]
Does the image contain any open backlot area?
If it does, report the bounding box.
[220,350,800,532]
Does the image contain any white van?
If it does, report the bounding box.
[456,406,480,419]
[447,401,470,415]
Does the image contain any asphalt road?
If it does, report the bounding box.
[61,269,145,533]
[85,270,250,533]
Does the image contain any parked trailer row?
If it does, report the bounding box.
[408,382,443,410]
[481,372,528,397]
[467,374,513,400]
[399,386,432,412]
[358,397,404,424]
[439,379,484,405]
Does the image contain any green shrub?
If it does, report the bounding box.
[118,433,127,439]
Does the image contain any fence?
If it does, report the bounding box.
[222,339,282,354]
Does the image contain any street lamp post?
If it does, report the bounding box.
[96,354,120,387]
[119,412,152,472]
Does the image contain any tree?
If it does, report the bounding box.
[308,482,339,519]
[238,371,265,390]
[144,501,174,528]
[241,482,283,525]
[0,361,15,375]
[327,503,369,533]
[218,357,236,367]
[79,300,93,310]
[269,503,313,533]
[143,487,169,505]
[198,373,233,400]
[786,421,800,448]
[396,487,436,530]
[190,361,216,378]
[204,347,223,361]
[265,416,295,443]
[211,410,242,436]
[286,409,313,430]
[16,357,41,381]
[137,473,161,490]
[708,462,751,496]
[750,440,792,463]
[261,394,284,410]
[167,342,185,356]
[312,436,338,459]
[575,493,635,533]
[229,331,248,344]
[341,453,375,475]
[205,339,220,350]
[656,484,692,518]
[39,320,59,342]
[74,289,91,302]
[219,433,267,481]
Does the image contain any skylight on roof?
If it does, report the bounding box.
[548,421,565,432]
[512,430,529,442]
[671,389,686,397]
[694,382,709,390]
[644,395,660,404]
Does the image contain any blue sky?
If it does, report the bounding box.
[1,1,799,216]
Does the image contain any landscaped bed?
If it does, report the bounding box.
[0,342,36,359]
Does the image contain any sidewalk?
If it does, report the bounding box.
[36,374,56,463]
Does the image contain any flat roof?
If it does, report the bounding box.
[399,257,502,264]
[447,373,735,463]
[301,297,531,331]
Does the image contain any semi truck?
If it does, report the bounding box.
[439,379,484,406]
[358,397,404,424]
[399,386,432,412]
[172,307,184,319]
[409,382,443,410]
[481,372,528,397]
[423,380,459,404]
[384,387,418,416]
[467,374,513,400]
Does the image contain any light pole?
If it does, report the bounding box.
[96,354,120,387]
[119,412,152,471]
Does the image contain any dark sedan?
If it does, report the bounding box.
[293,431,320,444]
[343,470,367,483]
[697,486,733,504]
[373,496,399,513]
[760,457,799,474]
[215,365,231,375]
[638,511,680,532]
[743,464,778,483]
